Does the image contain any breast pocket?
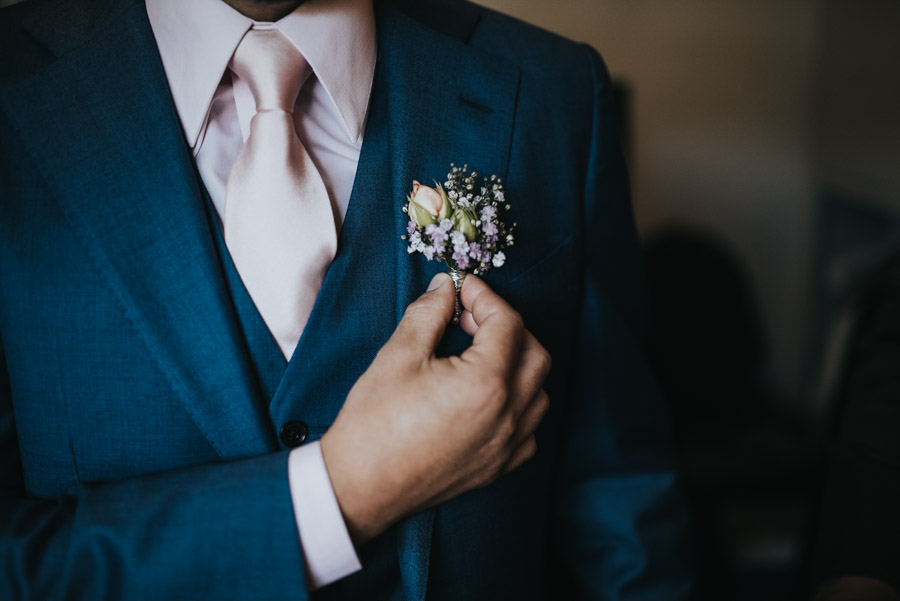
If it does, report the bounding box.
[488,234,580,326]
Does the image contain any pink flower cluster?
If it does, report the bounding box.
[403,165,515,275]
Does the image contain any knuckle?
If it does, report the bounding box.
[523,437,537,461]
[497,413,517,442]
[474,468,495,489]
[508,310,525,332]
[491,455,508,480]
[538,348,552,377]
[481,431,504,461]
[402,298,436,322]
[535,392,551,420]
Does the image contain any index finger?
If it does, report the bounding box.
[459,275,524,377]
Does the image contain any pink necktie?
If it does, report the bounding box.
[225,29,338,360]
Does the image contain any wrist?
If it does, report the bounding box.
[319,430,396,544]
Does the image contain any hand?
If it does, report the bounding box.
[320,273,551,543]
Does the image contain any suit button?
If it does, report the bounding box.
[279,421,309,447]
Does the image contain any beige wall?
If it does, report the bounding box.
[478,0,821,403]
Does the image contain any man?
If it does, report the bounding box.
[0,0,691,598]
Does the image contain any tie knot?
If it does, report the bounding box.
[230,28,310,113]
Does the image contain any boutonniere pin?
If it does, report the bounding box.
[402,164,516,321]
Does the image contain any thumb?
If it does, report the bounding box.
[385,272,456,359]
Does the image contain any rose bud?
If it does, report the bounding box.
[407,181,453,227]
[407,197,435,228]
[453,209,478,241]
[410,180,441,215]
[435,184,452,220]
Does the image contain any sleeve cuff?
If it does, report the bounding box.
[287,440,362,590]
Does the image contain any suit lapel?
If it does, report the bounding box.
[270,0,521,419]
[268,3,520,599]
[1,0,274,458]
[378,13,520,596]
[379,7,522,324]
[4,0,522,594]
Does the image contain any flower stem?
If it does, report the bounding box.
[448,268,466,324]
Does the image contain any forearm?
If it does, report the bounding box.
[1,450,307,600]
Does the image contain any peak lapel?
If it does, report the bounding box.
[377,5,522,320]
[1,0,273,458]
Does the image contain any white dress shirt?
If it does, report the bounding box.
[145,0,376,589]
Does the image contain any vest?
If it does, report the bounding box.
[201,188,405,600]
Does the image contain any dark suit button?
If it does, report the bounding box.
[279,421,309,447]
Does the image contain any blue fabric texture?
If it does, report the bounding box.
[0,0,693,598]
[206,186,406,600]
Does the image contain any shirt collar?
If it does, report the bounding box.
[145,0,375,147]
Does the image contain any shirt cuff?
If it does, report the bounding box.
[287,440,362,590]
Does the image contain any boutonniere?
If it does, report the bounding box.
[403,164,516,321]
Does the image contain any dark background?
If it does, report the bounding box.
[476,1,900,599]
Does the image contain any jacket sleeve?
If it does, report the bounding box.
[0,337,310,601]
[0,67,316,597]
[549,45,694,600]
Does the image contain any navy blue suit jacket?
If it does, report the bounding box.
[0,0,691,598]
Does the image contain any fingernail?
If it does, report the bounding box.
[427,273,449,292]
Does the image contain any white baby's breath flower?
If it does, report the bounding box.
[450,231,467,249]
[402,167,514,292]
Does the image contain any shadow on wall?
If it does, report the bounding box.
[644,225,823,601]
